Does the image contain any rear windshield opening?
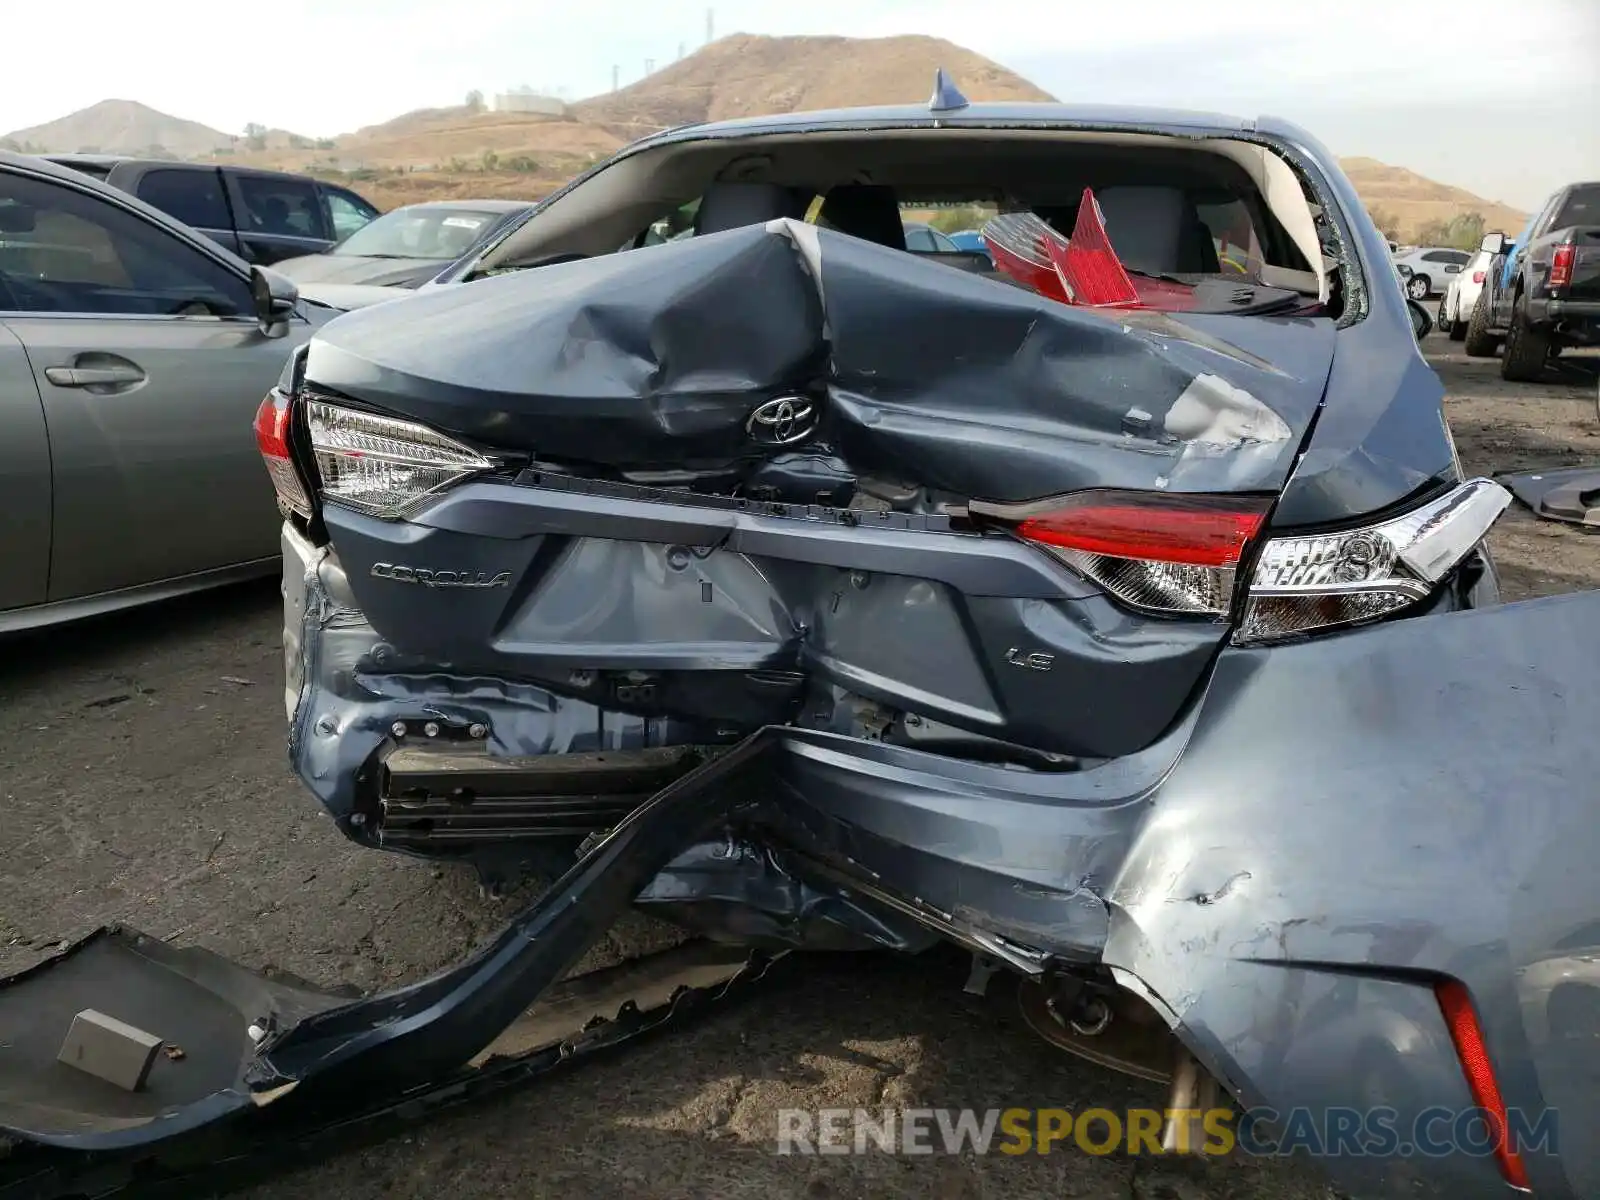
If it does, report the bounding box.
[481,130,1343,318]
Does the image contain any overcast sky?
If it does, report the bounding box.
[6,0,1597,209]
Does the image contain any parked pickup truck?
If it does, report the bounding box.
[1466,179,1600,380]
[40,155,381,266]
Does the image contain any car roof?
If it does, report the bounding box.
[391,199,533,213]
[4,150,128,185]
[34,153,332,185]
[629,100,1260,151]
[42,152,130,167]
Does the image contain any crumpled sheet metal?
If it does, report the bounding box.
[636,836,940,954]
[306,219,1338,502]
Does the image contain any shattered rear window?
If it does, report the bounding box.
[982,188,1312,317]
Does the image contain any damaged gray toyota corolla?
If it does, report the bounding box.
[6,92,1600,1200]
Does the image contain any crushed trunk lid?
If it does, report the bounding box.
[302,218,1336,502]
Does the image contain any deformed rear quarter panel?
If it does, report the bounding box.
[1099,589,1600,1199]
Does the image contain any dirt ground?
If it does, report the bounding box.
[2,337,1596,1200]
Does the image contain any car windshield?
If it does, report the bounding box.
[336,206,505,259]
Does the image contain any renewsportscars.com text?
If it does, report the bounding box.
[775,1105,1558,1159]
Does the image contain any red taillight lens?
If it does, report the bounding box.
[254,392,313,519]
[976,490,1271,616]
[1550,243,1575,289]
[1016,494,1266,567]
[980,190,1200,311]
[1435,979,1531,1190]
[1472,270,1485,284]
[1049,189,1140,307]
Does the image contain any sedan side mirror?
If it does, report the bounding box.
[1407,298,1433,342]
[1481,232,1508,256]
[250,266,300,339]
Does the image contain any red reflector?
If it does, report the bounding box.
[254,392,312,518]
[254,393,291,460]
[1013,492,1270,568]
[1472,270,1485,284]
[1550,243,1575,289]
[1435,979,1530,1190]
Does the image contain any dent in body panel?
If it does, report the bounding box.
[304,219,1337,506]
[1097,591,1600,1199]
[327,492,1225,759]
[493,538,794,666]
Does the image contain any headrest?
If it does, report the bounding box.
[817,185,906,251]
[694,182,809,235]
[1095,186,1217,275]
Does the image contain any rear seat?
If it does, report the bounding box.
[691,180,1001,282]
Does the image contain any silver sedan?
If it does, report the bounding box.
[0,152,366,634]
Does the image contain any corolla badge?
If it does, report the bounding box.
[746,395,817,445]
[371,562,511,589]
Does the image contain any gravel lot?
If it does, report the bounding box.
[2,338,1596,1200]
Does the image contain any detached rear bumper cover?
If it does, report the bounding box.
[6,538,1598,1197]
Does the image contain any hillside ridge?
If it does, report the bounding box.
[3,37,1526,240]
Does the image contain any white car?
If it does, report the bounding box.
[1436,247,1495,341]
[1391,245,1472,300]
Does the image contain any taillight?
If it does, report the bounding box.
[1235,478,1510,643]
[1471,270,1485,284]
[1435,979,1530,1190]
[973,490,1272,616]
[1550,242,1575,289]
[253,392,313,519]
[303,398,496,520]
[974,478,1509,635]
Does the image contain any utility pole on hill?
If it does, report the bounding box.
[644,58,655,75]
[706,8,714,45]
[611,64,619,91]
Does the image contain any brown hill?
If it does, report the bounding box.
[1341,156,1527,242]
[573,33,1055,138]
[242,105,621,175]
[2,99,236,158]
[2,39,1525,243]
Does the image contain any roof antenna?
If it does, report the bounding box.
[928,68,970,113]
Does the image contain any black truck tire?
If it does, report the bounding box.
[1463,292,1500,357]
[1500,292,1551,382]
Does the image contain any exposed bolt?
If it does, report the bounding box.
[849,570,870,589]
[423,721,441,738]
[905,714,922,728]
[372,644,391,665]
[1068,996,1113,1037]
[246,1024,267,1044]
[390,721,407,738]
[468,723,488,739]
[349,812,367,827]
[314,715,338,737]
[569,669,594,687]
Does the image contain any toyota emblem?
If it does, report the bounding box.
[745,395,817,446]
